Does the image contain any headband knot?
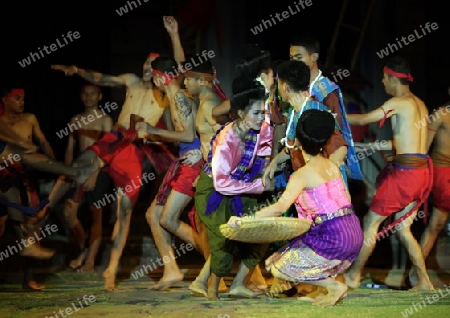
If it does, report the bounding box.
[383,66,414,82]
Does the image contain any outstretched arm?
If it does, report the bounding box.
[227,169,304,228]
[51,65,139,88]
[163,16,185,65]
[347,100,396,126]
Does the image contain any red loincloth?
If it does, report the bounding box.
[371,154,433,239]
[431,153,450,212]
[87,120,175,205]
[155,158,204,205]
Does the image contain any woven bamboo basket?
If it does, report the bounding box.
[219,217,311,243]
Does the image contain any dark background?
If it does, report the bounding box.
[1,0,448,161]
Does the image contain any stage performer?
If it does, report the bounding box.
[344,56,434,291]
[228,109,363,307]
[188,77,274,300]
[49,52,175,291]
[409,93,450,286]
[289,33,363,182]
[135,55,205,290]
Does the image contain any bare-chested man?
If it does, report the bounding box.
[50,53,174,290]
[343,56,434,291]
[0,87,81,290]
[63,84,114,273]
[135,55,205,290]
[164,15,267,294]
[409,94,450,286]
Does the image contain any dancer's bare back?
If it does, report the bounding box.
[389,93,428,154]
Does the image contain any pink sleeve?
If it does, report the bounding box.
[256,122,273,157]
[212,133,265,195]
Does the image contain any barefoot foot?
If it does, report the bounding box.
[343,272,360,289]
[149,272,184,291]
[207,288,219,301]
[103,267,117,291]
[188,280,208,297]
[69,249,87,270]
[410,281,434,291]
[21,244,55,259]
[23,280,45,291]
[228,285,263,299]
[77,262,96,273]
[313,283,347,307]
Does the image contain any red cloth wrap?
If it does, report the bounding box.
[86,121,175,205]
[371,154,433,239]
[432,167,450,212]
[431,153,450,211]
[155,158,204,205]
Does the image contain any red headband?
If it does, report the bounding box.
[151,69,179,86]
[148,52,160,59]
[383,66,414,82]
[1,89,24,115]
[6,88,25,98]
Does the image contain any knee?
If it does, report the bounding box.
[160,214,177,232]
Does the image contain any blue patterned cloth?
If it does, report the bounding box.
[310,77,364,180]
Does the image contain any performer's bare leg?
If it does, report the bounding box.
[394,207,434,290]
[410,206,449,285]
[344,209,388,288]
[103,192,132,291]
[188,255,211,297]
[228,262,263,299]
[31,151,101,225]
[64,199,87,269]
[147,201,183,290]
[159,191,204,253]
[78,205,103,273]
[0,187,55,259]
[193,211,228,293]
[8,144,95,184]
[208,272,221,301]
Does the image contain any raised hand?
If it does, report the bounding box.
[51,65,77,76]
[163,16,178,34]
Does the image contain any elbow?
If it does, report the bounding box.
[181,133,196,143]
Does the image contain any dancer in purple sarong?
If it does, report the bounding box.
[228,109,363,306]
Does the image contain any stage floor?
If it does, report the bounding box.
[0,266,449,318]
